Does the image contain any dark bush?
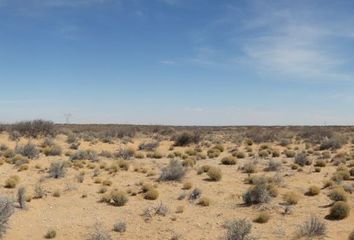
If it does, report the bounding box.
[11,120,55,138]
[294,153,311,166]
[243,184,272,205]
[173,131,201,146]
[15,142,39,159]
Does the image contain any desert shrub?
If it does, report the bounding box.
[0,197,14,238]
[113,222,126,233]
[329,201,350,220]
[138,141,159,151]
[15,142,39,159]
[284,149,296,158]
[198,197,210,206]
[221,156,237,165]
[328,187,347,202]
[272,149,280,157]
[197,165,211,175]
[115,147,135,160]
[70,150,98,161]
[258,150,269,158]
[11,120,55,138]
[34,184,46,199]
[173,131,201,146]
[17,187,26,209]
[283,191,300,205]
[43,145,62,156]
[4,175,19,188]
[243,184,272,205]
[225,218,253,240]
[182,158,196,167]
[350,167,354,177]
[296,216,326,238]
[253,212,270,223]
[44,229,56,239]
[207,148,221,158]
[306,186,320,196]
[159,159,186,181]
[88,225,112,240]
[299,127,333,144]
[9,131,21,141]
[109,190,128,206]
[294,153,311,166]
[48,161,67,179]
[320,136,344,150]
[207,167,222,181]
[332,169,350,182]
[189,188,202,201]
[144,189,159,200]
[266,159,281,171]
[242,162,257,173]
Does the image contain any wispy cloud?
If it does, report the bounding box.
[187,0,354,81]
[159,60,176,65]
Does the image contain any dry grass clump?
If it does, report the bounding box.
[198,197,210,206]
[207,148,221,158]
[4,175,20,188]
[328,201,350,220]
[306,186,320,196]
[159,159,186,181]
[144,188,159,200]
[242,161,257,173]
[43,145,62,156]
[44,229,57,239]
[207,167,222,181]
[296,216,326,238]
[266,159,281,171]
[182,181,192,190]
[283,191,300,205]
[253,212,270,223]
[221,156,237,165]
[103,190,128,207]
[328,187,347,202]
[284,149,296,158]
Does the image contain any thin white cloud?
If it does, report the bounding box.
[159,60,176,65]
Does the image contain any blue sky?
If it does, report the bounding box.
[1,0,354,125]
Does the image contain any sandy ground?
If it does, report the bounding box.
[0,133,353,240]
